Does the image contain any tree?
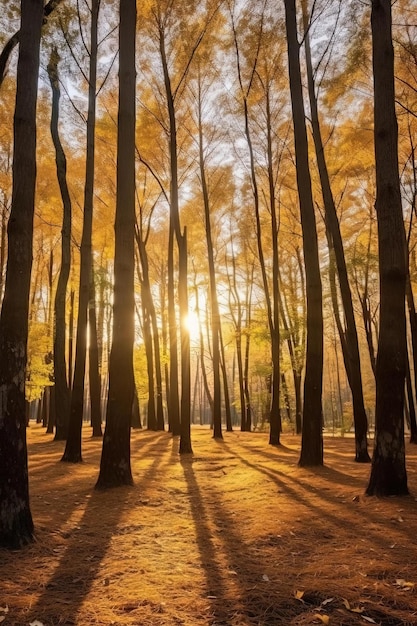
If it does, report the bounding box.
[0,0,44,548]
[47,49,72,442]
[96,0,136,488]
[302,0,370,462]
[230,2,282,442]
[366,0,408,496]
[62,0,100,462]
[0,0,64,88]
[284,0,323,466]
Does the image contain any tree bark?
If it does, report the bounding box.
[62,0,100,462]
[366,0,408,496]
[0,0,64,88]
[0,0,43,548]
[96,0,136,489]
[89,267,102,437]
[197,77,222,439]
[302,1,370,462]
[47,49,72,442]
[284,0,324,466]
[159,23,192,453]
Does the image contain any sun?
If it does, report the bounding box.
[183,311,200,343]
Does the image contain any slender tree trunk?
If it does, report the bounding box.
[0,0,43,548]
[279,283,302,434]
[366,0,408,496]
[167,223,180,435]
[68,288,75,388]
[406,276,417,443]
[47,49,71,442]
[96,0,136,489]
[62,0,100,462]
[159,26,191,453]
[131,386,142,429]
[405,350,417,443]
[178,229,192,453]
[197,77,222,439]
[89,267,102,437]
[0,195,9,303]
[284,0,324,466]
[142,297,157,430]
[265,87,281,446]
[219,327,233,432]
[302,1,369,462]
[135,229,164,430]
[228,249,246,431]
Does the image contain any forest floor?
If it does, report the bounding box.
[2,426,417,626]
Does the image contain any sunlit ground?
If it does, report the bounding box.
[2,424,417,625]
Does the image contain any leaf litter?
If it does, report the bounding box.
[1,426,417,625]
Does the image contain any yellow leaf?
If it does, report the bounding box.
[314,614,330,625]
[294,590,305,600]
[342,598,351,610]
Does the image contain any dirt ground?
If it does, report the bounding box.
[1,425,417,626]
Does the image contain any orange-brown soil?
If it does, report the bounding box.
[2,425,417,626]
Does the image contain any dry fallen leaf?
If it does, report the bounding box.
[29,621,45,626]
[342,598,364,613]
[0,608,8,614]
[321,598,334,606]
[294,590,305,601]
[0,617,6,624]
[313,614,330,624]
[262,574,270,582]
[395,579,414,589]
[361,617,377,624]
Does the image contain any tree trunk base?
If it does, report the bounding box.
[0,510,34,549]
[355,451,371,463]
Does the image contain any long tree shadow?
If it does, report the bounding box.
[181,451,303,624]
[25,436,170,625]
[180,455,229,624]
[219,439,417,556]
[197,441,417,624]
[235,436,368,489]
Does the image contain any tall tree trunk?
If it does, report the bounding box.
[96,0,136,489]
[159,25,191,453]
[167,222,180,435]
[62,0,100,462]
[219,326,233,432]
[231,10,281,443]
[227,247,246,431]
[284,0,324,466]
[0,0,43,548]
[197,76,222,439]
[142,296,157,430]
[302,1,369,463]
[406,276,417,442]
[405,350,417,443]
[89,267,102,437]
[279,287,302,434]
[366,0,408,496]
[135,228,164,430]
[0,193,9,303]
[178,229,192,453]
[68,288,75,388]
[265,86,281,446]
[0,0,63,88]
[47,48,72,442]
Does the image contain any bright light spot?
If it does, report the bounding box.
[184,311,200,343]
